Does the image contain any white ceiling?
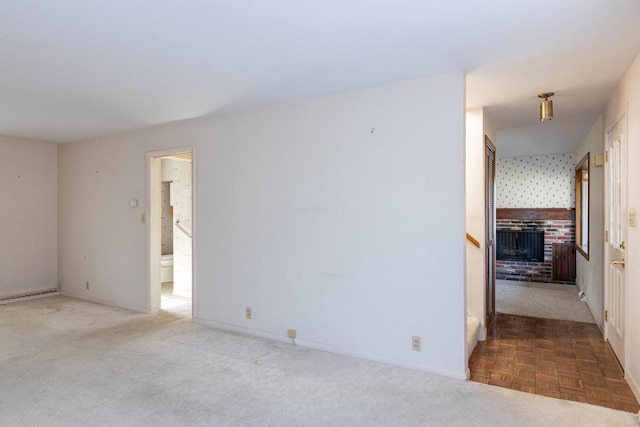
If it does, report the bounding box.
[1,1,640,155]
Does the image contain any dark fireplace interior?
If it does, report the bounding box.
[496,230,545,262]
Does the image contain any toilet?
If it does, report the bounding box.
[160,254,173,283]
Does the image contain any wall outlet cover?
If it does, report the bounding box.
[412,336,421,352]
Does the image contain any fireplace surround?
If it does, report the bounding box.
[496,208,575,284]
[496,230,545,262]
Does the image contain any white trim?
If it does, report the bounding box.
[479,326,487,341]
[626,370,640,403]
[191,146,197,320]
[193,317,468,380]
[622,104,630,377]
[60,291,149,313]
[146,153,161,313]
[584,295,604,333]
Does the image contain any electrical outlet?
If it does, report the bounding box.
[288,329,297,338]
[245,307,252,319]
[86,281,90,290]
[412,336,421,352]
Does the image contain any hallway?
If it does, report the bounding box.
[469,313,640,413]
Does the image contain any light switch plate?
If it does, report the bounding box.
[593,154,605,167]
[629,209,637,228]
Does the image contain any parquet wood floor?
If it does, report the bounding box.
[469,313,640,413]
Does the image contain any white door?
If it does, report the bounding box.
[604,116,626,366]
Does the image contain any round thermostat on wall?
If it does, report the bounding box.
[129,199,139,208]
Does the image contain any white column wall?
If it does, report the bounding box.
[575,117,605,330]
[0,136,57,298]
[58,73,468,378]
[465,107,496,336]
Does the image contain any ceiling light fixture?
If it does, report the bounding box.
[538,92,554,122]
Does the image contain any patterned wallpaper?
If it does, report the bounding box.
[496,153,575,208]
[161,182,173,255]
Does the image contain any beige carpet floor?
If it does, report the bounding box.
[496,279,596,324]
[1,296,636,426]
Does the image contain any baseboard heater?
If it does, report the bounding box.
[0,287,60,303]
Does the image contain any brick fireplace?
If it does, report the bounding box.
[496,208,575,284]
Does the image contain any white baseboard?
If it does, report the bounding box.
[193,316,467,380]
[584,296,604,333]
[60,291,149,314]
[626,370,640,403]
[479,326,487,341]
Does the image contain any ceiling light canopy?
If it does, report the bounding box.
[538,92,554,122]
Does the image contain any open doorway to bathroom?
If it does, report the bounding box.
[147,148,194,319]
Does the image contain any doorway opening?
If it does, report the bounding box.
[469,148,639,413]
[492,153,585,320]
[147,148,194,319]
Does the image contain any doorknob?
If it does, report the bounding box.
[612,259,625,267]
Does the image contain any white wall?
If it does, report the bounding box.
[484,110,497,156]
[603,54,640,401]
[465,107,496,337]
[574,117,604,330]
[58,73,468,378]
[58,137,148,311]
[0,136,57,298]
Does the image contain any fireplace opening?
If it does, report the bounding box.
[496,230,544,262]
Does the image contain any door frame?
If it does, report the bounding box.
[604,111,628,367]
[145,146,196,318]
[485,136,497,327]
